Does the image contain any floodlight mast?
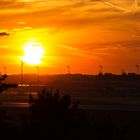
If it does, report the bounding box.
[21,61,24,86]
[136,65,139,75]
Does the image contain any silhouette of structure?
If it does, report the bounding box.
[0,74,17,93]
[3,66,6,75]
[36,66,39,90]
[66,65,71,74]
[121,69,126,76]
[20,61,24,86]
[0,74,7,84]
[136,65,139,75]
[99,65,103,75]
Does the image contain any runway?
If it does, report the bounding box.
[1,91,140,111]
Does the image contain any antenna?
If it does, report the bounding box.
[66,65,71,74]
[99,65,103,73]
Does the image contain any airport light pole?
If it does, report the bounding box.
[36,66,39,90]
[4,66,6,75]
[66,65,71,74]
[21,61,24,86]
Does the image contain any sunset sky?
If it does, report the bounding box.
[0,0,140,74]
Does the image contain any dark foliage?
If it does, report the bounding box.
[24,88,89,140]
[22,88,140,140]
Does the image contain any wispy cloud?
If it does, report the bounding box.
[102,0,138,13]
[0,32,9,36]
[0,0,139,13]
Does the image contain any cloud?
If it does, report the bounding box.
[111,39,140,49]
[76,39,140,59]
[0,0,25,8]
[0,32,9,36]
[0,0,138,14]
[101,0,138,13]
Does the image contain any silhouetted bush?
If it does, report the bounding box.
[18,88,96,140]
[25,88,140,140]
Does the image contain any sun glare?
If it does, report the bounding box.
[21,42,45,65]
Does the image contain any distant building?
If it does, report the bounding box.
[104,73,113,76]
[122,72,127,76]
[128,73,137,76]
[99,72,103,76]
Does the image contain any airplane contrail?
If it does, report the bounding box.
[102,0,138,13]
[132,0,138,12]
[102,1,128,12]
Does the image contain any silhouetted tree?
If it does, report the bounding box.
[24,88,86,140]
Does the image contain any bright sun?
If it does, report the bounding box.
[21,42,45,65]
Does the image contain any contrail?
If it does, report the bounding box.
[102,1,128,12]
[102,0,138,13]
[132,0,138,12]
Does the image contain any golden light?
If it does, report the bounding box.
[21,42,45,65]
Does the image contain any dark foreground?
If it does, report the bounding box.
[1,100,140,140]
[1,107,140,140]
[1,75,140,139]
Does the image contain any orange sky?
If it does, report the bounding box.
[0,0,140,74]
